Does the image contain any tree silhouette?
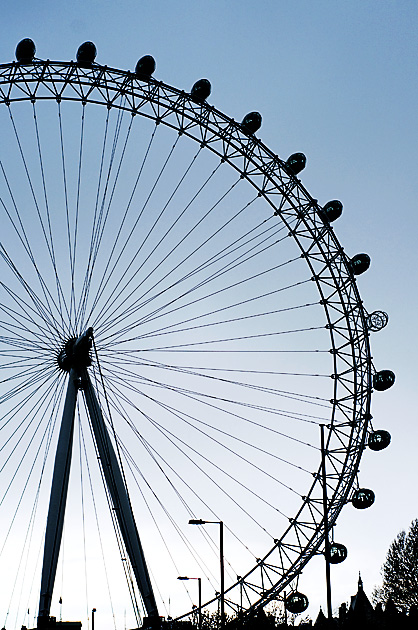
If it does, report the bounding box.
[373,518,418,609]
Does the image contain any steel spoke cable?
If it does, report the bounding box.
[86,131,187,325]
[110,283,318,345]
[117,301,321,346]
[0,363,57,406]
[10,441,50,630]
[32,101,70,333]
[0,364,57,408]
[0,379,59,462]
[121,442,229,590]
[100,351,316,406]
[57,101,77,330]
[0,371,62,478]
[97,211,289,342]
[0,319,47,351]
[92,168,242,332]
[0,207,62,337]
[107,414,219,597]
[101,361,328,440]
[6,472,43,629]
[78,420,118,630]
[103,353,328,410]
[108,323,325,353]
[76,107,112,328]
[94,178,257,338]
[2,378,64,626]
[0,369,61,431]
[0,351,50,371]
[100,356,329,427]
[99,370,315,499]
[99,253,304,349]
[79,390,144,624]
[99,377,262,561]
[103,367,311,484]
[141,233,300,329]
[108,388,280,537]
[4,107,66,335]
[89,94,128,259]
[86,133,217,330]
[100,273,310,350]
[80,105,135,322]
[110,373,320,473]
[99,370,312,488]
[0,298,53,344]
[128,385,311,494]
[145,408,299,508]
[8,104,68,334]
[80,113,135,319]
[0,354,44,371]
[88,130,187,329]
[0,358,56,387]
[0,376,64,541]
[0,242,61,337]
[113,427,220,592]
[77,409,91,624]
[99,353,330,423]
[0,264,61,335]
[72,104,86,332]
[77,122,157,328]
[98,188,296,344]
[97,213,296,345]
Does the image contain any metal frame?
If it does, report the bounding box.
[38,332,158,625]
[0,59,374,620]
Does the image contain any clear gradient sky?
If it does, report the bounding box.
[0,0,417,625]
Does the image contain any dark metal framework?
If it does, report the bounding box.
[0,59,375,619]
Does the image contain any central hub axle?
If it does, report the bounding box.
[57,327,93,372]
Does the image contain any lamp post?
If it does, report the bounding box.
[178,576,202,630]
[189,519,224,630]
[92,608,96,630]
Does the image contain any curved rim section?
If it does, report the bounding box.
[0,60,372,618]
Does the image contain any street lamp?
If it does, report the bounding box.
[188,519,224,630]
[177,576,202,630]
[92,608,96,630]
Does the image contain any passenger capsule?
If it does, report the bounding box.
[135,55,156,79]
[352,488,375,509]
[15,38,36,63]
[373,370,395,391]
[328,542,348,564]
[285,591,309,614]
[368,430,391,451]
[76,42,97,67]
[366,310,389,332]
[191,78,211,103]
[241,112,262,135]
[318,200,343,224]
[349,253,371,275]
[286,153,306,175]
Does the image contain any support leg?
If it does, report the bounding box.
[38,369,78,624]
[81,369,159,619]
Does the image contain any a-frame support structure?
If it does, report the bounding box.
[37,329,158,628]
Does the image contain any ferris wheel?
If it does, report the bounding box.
[0,39,395,629]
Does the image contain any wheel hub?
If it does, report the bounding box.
[57,328,93,372]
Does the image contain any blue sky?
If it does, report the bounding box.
[0,0,417,626]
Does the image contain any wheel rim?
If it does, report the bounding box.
[0,59,372,624]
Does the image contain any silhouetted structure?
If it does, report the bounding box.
[311,573,417,629]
